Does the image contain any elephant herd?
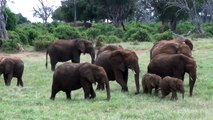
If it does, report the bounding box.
[0,38,197,101]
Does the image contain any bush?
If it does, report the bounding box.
[1,39,19,52]
[33,34,56,51]
[8,31,21,42]
[86,28,101,40]
[54,24,81,39]
[107,35,122,43]
[203,23,213,37]
[15,29,29,45]
[95,35,107,48]
[153,30,173,42]
[177,21,195,34]
[27,29,40,45]
[124,28,151,42]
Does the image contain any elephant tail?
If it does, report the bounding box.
[46,50,48,69]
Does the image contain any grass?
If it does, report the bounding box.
[0,38,213,120]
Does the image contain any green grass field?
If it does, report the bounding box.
[0,39,213,120]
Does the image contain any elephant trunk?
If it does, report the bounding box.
[189,69,197,96]
[104,77,111,100]
[89,49,95,64]
[133,63,140,94]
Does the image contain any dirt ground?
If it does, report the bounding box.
[0,49,147,58]
[0,51,46,58]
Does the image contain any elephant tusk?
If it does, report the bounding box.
[190,76,193,81]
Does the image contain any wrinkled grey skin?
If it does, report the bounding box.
[46,39,95,71]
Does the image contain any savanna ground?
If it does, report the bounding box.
[0,38,213,120]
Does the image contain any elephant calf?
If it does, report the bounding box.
[50,62,110,100]
[142,73,161,95]
[0,56,24,86]
[160,76,185,100]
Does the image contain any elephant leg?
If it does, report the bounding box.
[4,74,12,86]
[50,58,57,71]
[148,87,152,94]
[50,86,60,100]
[3,74,8,86]
[17,77,24,87]
[143,85,148,94]
[96,83,104,90]
[81,81,91,99]
[171,91,178,100]
[89,84,96,99]
[123,70,128,86]
[66,91,71,100]
[115,71,128,92]
[154,87,159,96]
[161,91,169,99]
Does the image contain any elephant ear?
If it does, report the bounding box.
[109,50,125,71]
[75,39,86,54]
[183,39,193,50]
[79,63,95,83]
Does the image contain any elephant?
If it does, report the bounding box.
[148,54,197,96]
[150,39,193,60]
[96,45,123,56]
[160,76,185,100]
[50,62,110,100]
[46,38,95,71]
[142,73,161,95]
[95,49,140,94]
[0,56,24,86]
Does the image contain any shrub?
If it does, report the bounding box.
[15,29,29,45]
[177,21,195,34]
[86,28,101,40]
[203,23,213,37]
[107,35,122,43]
[1,39,19,52]
[33,34,56,51]
[124,28,151,42]
[8,31,21,42]
[95,35,107,48]
[153,30,173,42]
[54,25,81,39]
[27,29,40,45]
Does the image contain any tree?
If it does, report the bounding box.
[93,0,137,30]
[202,0,213,23]
[33,0,53,25]
[135,0,153,23]
[151,0,188,32]
[0,0,8,40]
[16,13,30,24]
[5,8,17,30]
[167,0,205,36]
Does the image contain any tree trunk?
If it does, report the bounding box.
[0,12,8,40]
[170,19,177,33]
[73,0,77,26]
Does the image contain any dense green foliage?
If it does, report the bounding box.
[5,8,17,31]
[1,21,213,52]
[0,39,213,119]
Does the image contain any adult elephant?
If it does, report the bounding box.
[148,54,197,96]
[95,49,140,94]
[46,39,95,71]
[0,56,24,86]
[96,45,123,56]
[50,62,110,100]
[150,39,193,60]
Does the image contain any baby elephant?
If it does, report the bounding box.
[160,76,185,100]
[50,62,111,101]
[142,73,161,95]
[0,56,24,86]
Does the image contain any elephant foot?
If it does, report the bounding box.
[121,87,128,92]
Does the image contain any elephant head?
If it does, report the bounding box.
[79,63,110,100]
[110,50,140,94]
[75,39,95,64]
